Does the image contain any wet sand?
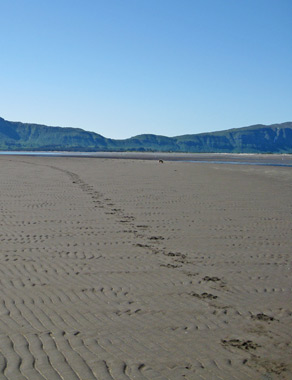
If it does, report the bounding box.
[0,155,291,379]
[1,152,292,166]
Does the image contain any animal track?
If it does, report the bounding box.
[221,339,260,350]
[251,313,276,322]
[191,292,218,300]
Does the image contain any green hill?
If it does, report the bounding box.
[0,117,291,153]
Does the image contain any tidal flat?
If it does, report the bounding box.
[0,155,291,379]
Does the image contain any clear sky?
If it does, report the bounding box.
[0,0,291,139]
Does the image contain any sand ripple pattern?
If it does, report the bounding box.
[0,156,291,379]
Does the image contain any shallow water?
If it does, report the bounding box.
[186,160,292,167]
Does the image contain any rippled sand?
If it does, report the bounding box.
[0,155,291,379]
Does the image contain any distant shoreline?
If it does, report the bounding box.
[1,151,292,167]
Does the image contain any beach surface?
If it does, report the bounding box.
[0,155,291,379]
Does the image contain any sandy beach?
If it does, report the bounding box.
[0,155,291,380]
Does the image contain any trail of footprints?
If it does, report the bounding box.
[0,159,291,379]
[1,162,205,380]
[57,166,291,378]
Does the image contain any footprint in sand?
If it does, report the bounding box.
[191,292,218,300]
[221,339,260,350]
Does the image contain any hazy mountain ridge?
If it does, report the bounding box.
[0,117,291,153]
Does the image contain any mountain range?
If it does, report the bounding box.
[0,117,291,153]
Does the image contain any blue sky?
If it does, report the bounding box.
[0,0,291,138]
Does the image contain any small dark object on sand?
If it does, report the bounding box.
[221,339,260,350]
[251,313,275,321]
